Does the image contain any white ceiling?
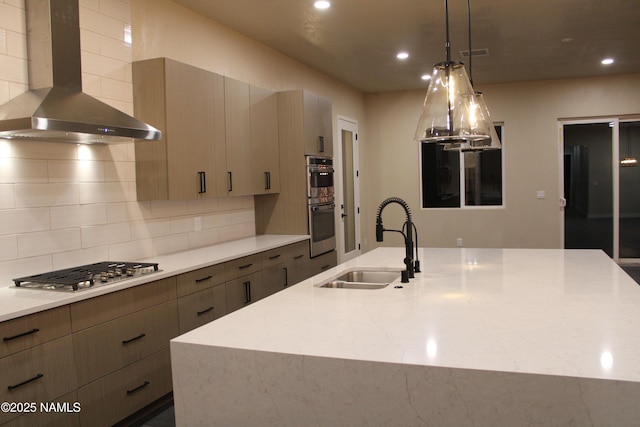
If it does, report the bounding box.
[173,0,640,93]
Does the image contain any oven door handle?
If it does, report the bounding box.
[311,203,335,212]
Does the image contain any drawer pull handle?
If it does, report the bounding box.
[126,381,150,396]
[195,275,213,283]
[197,307,214,316]
[8,373,44,391]
[321,264,331,270]
[244,281,251,304]
[122,333,146,345]
[3,328,40,342]
[269,254,281,260]
[239,263,253,270]
[293,254,304,260]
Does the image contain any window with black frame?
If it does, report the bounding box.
[421,125,503,208]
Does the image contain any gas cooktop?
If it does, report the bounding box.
[13,261,160,292]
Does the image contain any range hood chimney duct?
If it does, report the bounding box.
[0,0,161,144]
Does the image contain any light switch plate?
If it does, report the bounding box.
[537,190,546,199]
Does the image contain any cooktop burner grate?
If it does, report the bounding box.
[13,261,159,292]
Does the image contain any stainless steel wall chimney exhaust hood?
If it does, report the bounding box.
[0,0,161,144]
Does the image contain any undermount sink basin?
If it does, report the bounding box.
[318,269,401,289]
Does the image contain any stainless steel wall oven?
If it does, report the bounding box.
[307,156,336,257]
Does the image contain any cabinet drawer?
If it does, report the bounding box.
[2,391,80,427]
[73,300,178,386]
[285,241,311,285]
[70,277,177,331]
[0,336,77,425]
[177,283,227,334]
[1,306,71,358]
[77,348,172,427]
[261,246,288,267]
[176,263,225,297]
[309,250,337,276]
[224,253,262,281]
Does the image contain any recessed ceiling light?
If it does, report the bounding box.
[396,52,409,60]
[314,1,331,9]
[602,58,614,65]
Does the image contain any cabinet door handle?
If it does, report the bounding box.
[228,171,233,192]
[3,328,39,342]
[239,263,253,270]
[197,307,214,316]
[284,267,289,288]
[293,254,304,260]
[126,381,150,396]
[7,373,44,391]
[265,171,271,190]
[243,281,251,304]
[122,333,146,345]
[268,254,281,260]
[318,136,324,153]
[195,275,213,283]
[198,171,206,194]
[321,264,331,270]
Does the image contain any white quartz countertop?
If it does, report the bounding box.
[173,247,640,383]
[0,235,308,322]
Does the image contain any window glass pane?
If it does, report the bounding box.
[619,121,640,258]
[421,143,460,208]
[464,149,503,206]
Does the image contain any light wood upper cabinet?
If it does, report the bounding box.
[250,85,280,194]
[224,77,253,196]
[303,90,333,157]
[133,58,227,200]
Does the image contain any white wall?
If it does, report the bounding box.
[362,74,640,251]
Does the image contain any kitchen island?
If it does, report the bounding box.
[170,247,640,426]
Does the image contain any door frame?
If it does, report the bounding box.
[336,116,361,263]
[558,118,620,261]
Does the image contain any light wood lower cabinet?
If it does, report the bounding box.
[0,306,71,358]
[284,241,311,285]
[225,271,263,314]
[309,250,338,276]
[177,284,227,334]
[77,349,172,427]
[0,336,77,425]
[73,301,179,386]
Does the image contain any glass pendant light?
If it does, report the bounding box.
[414,0,493,147]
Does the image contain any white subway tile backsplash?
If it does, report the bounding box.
[18,228,81,258]
[81,222,131,248]
[152,234,190,256]
[150,200,189,219]
[188,228,221,249]
[0,3,25,34]
[107,201,151,223]
[11,140,77,160]
[0,54,26,83]
[48,159,106,182]
[0,207,50,236]
[130,219,171,240]
[108,238,153,261]
[0,235,18,261]
[15,183,80,208]
[0,159,48,183]
[0,1,259,268]
[105,161,135,182]
[0,183,15,209]
[219,222,255,242]
[79,182,130,204]
[50,204,108,229]
[52,245,109,270]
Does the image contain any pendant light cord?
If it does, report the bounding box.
[467,0,473,86]
[445,0,451,63]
